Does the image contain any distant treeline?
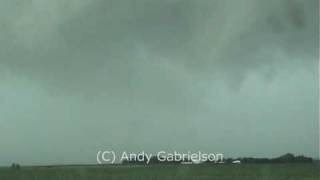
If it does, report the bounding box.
[122,156,186,165]
[122,153,313,165]
[223,153,313,164]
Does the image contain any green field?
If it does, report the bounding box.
[0,163,319,180]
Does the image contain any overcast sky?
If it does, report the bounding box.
[0,0,318,166]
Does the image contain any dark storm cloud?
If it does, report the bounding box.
[0,0,317,93]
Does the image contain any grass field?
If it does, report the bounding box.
[0,163,319,180]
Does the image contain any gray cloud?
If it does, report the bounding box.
[0,0,316,91]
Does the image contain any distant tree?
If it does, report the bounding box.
[121,155,148,165]
[294,155,313,163]
[11,163,21,170]
[224,158,235,164]
[148,156,161,164]
[272,153,295,163]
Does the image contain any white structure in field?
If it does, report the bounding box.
[232,160,241,164]
[181,162,193,165]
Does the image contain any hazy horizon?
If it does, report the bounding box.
[0,0,318,166]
